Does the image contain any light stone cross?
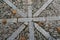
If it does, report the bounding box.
[1,0,60,40]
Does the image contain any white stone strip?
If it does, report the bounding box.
[0,18,17,23]
[28,6,32,18]
[7,24,26,40]
[0,18,45,23]
[3,0,27,17]
[29,22,34,40]
[33,0,53,17]
[28,0,32,18]
[33,17,46,21]
[34,23,56,40]
[28,0,34,40]
[3,0,16,9]
[0,16,60,23]
[18,18,32,22]
[46,16,60,21]
[33,16,60,21]
[0,18,35,23]
[34,23,51,39]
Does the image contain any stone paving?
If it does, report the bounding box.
[0,0,60,40]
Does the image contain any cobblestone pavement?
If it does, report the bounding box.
[0,0,60,40]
